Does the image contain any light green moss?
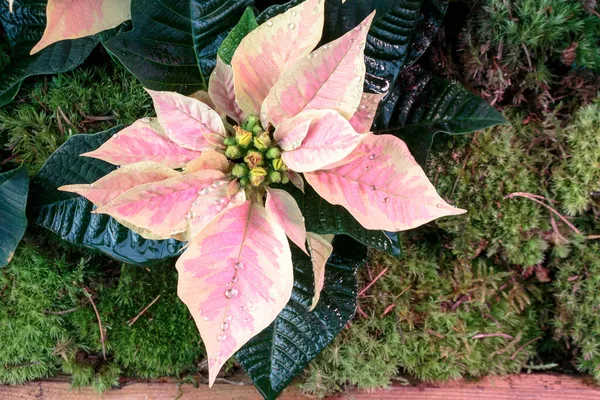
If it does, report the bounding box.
[0,65,151,174]
[552,99,600,215]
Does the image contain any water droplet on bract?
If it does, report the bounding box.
[369,154,377,160]
[214,351,220,356]
[141,117,151,123]
[245,318,251,322]
[200,187,209,195]
[382,197,389,203]
[266,21,273,27]
[234,262,244,270]
[436,203,442,208]
[231,275,239,283]
[288,23,296,30]
[363,166,371,171]
[185,213,191,220]
[225,283,230,287]
[113,134,119,139]
[89,183,95,188]
[349,38,355,43]
[212,181,221,188]
[225,288,239,299]
[409,156,415,162]
[226,315,233,321]
[240,306,246,311]
[368,113,375,118]
[291,10,297,16]
[248,305,255,311]
[370,185,377,191]
[220,322,229,331]
[198,308,202,314]
[218,334,227,341]
[313,6,319,12]
[203,316,209,321]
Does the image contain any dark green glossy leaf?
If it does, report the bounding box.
[218,6,258,65]
[320,0,448,93]
[286,184,392,253]
[0,0,99,107]
[374,67,508,167]
[104,0,252,94]
[30,127,185,265]
[236,236,364,400]
[0,165,29,267]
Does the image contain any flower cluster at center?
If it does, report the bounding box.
[225,116,287,188]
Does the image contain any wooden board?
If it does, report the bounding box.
[1,374,599,399]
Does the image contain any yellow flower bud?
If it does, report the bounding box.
[249,167,267,187]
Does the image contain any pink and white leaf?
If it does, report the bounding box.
[304,134,466,231]
[186,151,230,173]
[209,56,244,123]
[231,0,324,117]
[281,110,365,173]
[288,171,305,193]
[81,118,200,168]
[349,92,385,133]
[306,232,334,311]
[178,179,246,241]
[147,89,226,151]
[265,187,307,254]
[30,0,131,54]
[59,161,179,207]
[176,201,293,386]
[263,12,375,126]
[273,116,312,151]
[93,170,227,239]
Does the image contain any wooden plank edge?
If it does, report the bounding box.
[1,373,599,400]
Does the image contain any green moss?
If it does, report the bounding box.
[552,99,600,215]
[302,244,541,397]
[430,118,552,267]
[0,65,151,174]
[0,241,213,388]
[552,242,600,381]
[459,0,600,106]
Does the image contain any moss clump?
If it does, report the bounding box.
[431,118,552,267]
[552,242,600,381]
[552,99,600,216]
[458,0,600,107]
[0,65,151,174]
[301,243,541,396]
[0,241,211,390]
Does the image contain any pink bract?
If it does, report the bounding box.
[59,0,465,386]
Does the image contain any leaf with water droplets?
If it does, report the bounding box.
[81,118,201,169]
[280,110,365,173]
[307,232,334,311]
[59,161,180,207]
[94,170,227,240]
[217,6,258,65]
[231,0,324,117]
[304,133,465,231]
[208,56,244,123]
[176,201,293,386]
[147,89,226,151]
[265,187,307,254]
[263,12,374,127]
[30,0,131,54]
[236,236,364,400]
[349,92,385,133]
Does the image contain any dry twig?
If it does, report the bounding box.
[128,295,161,327]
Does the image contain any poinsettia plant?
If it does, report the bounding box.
[54,0,464,387]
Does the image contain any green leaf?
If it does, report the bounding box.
[0,0,99,107]
[218,6,258,65]
[0,165,29,267]
[236,236,364,400]
[104,0,252,94]
[30,127,185,265]
[287,184,393,253]
[320,0,448,93]
[374,67,508,167]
